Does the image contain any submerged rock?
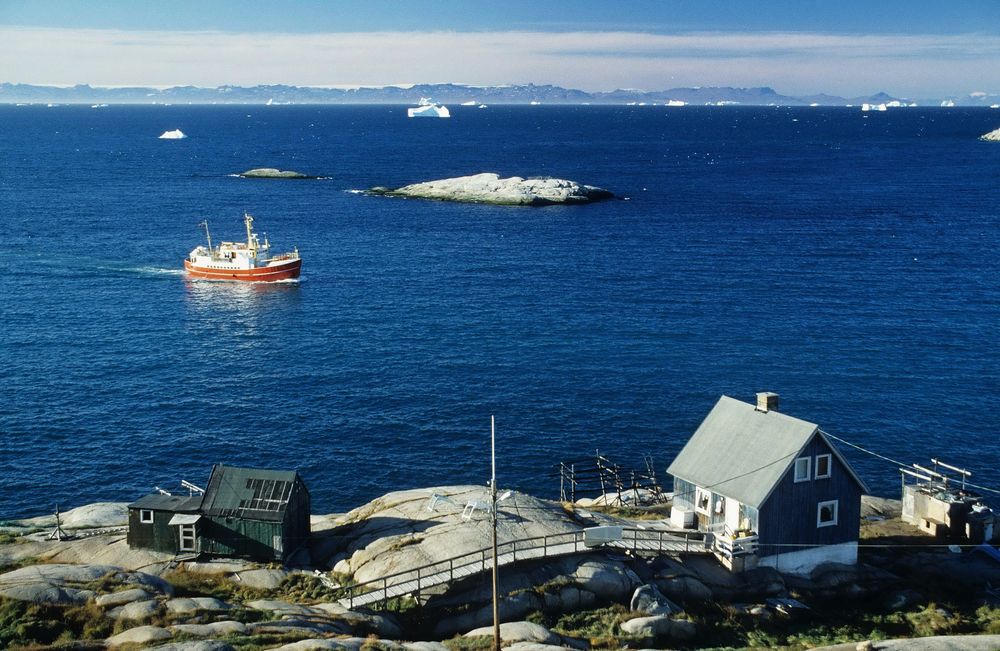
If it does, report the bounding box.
[370,173,614,206]
[239,167,311,179]
[980,128,1000,142]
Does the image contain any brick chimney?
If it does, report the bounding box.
[756,392,779,413]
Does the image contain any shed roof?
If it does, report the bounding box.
[667,395,865,508]
[200,464,303,522]
[128,494,203,512]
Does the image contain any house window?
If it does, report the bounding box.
[794,457,811,482]
[695,487,712,515]
[817,500,839,527]
[815,454,832,479]
[140,509,154,524]
[179,524,197,551]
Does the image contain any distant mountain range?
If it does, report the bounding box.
[1,82,996,107]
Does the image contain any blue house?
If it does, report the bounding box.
[667,393,868,574]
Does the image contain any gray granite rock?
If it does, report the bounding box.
[630,583,682,615]
[655,572,713,603]
[247,618,350,636]
[115,598,162,620]
[371,173,614,206]
[268,639,369,651]
[106,625,173,646]
[168,621,247,637]
[245,598,317,615]
[573,559,640,600]
[97,587,152,608]
[0,583,94,605]
[620,615,696,641]
[234,567,288,589]
[165,596,231,614]
[465,620,561,645]
[240,167,311,179]
[149,642,236,651]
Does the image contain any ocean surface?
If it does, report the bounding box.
[1,104,998,521]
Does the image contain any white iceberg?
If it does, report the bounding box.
[159,129,187,139]
[666,100,686,107]
[941,100,955,107]
[407,101,450,118]
[461,100,477,106]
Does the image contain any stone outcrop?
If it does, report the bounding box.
[369,173,614,206]
[464,621,561,645]
[0,563,171,605]
[619,615,696,641]
[106,625,173,646]
[980,127,1000,141]
[239,167,312,179]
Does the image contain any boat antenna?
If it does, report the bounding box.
[198,220,212,250]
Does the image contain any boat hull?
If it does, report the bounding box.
[184,258,301,282]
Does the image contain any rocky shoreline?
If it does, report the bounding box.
[3,489,1000,650]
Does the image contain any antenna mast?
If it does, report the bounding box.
[198,221,212,251]
[491,415,500,651]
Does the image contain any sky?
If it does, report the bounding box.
[1,0,998,97]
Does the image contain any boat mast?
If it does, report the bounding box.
[198,220,212,250]
[244,212,256,255]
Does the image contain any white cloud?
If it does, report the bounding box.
[1,27,996,96]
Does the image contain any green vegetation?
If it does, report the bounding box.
[0,598,113,649]
[163,568,269,603]
[442,634,496,651]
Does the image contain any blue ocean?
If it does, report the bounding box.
[1,104,998,520]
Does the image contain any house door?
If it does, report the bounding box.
[725,497,741,533]
[178,524,197,552]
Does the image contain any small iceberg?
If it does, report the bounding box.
[408,98,450,118]
[941,100,956,107]
[861,103,887,112]
[478,104,488,109]
[461,100,477,106]
[666,100,686,107]
[159,129,186,139]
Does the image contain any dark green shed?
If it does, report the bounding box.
[127,464,310,561]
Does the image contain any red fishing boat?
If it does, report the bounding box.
[185,213,301,281]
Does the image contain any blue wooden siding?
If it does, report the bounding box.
[756,434,862,555]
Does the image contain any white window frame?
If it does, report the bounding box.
[794,456,811,483]
[178,524,197,551]
[817,500,839,527]
[139,509,154,524]
[815,454,832,479]
[694,487,712,515]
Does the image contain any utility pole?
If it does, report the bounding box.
[491,415,500,651]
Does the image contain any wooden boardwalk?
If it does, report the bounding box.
[338,526,707,609]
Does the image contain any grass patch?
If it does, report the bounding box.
[442,635,495,651]
[164,569,269,603]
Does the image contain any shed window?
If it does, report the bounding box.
[794,457,811,483]
[815,454,832,479]
[817,500,839,527]
[140,509,154,524]
[695,487,712,515]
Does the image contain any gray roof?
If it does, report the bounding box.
[201,464,303,522]
[129,494,203,512]
[667,395,863,508]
